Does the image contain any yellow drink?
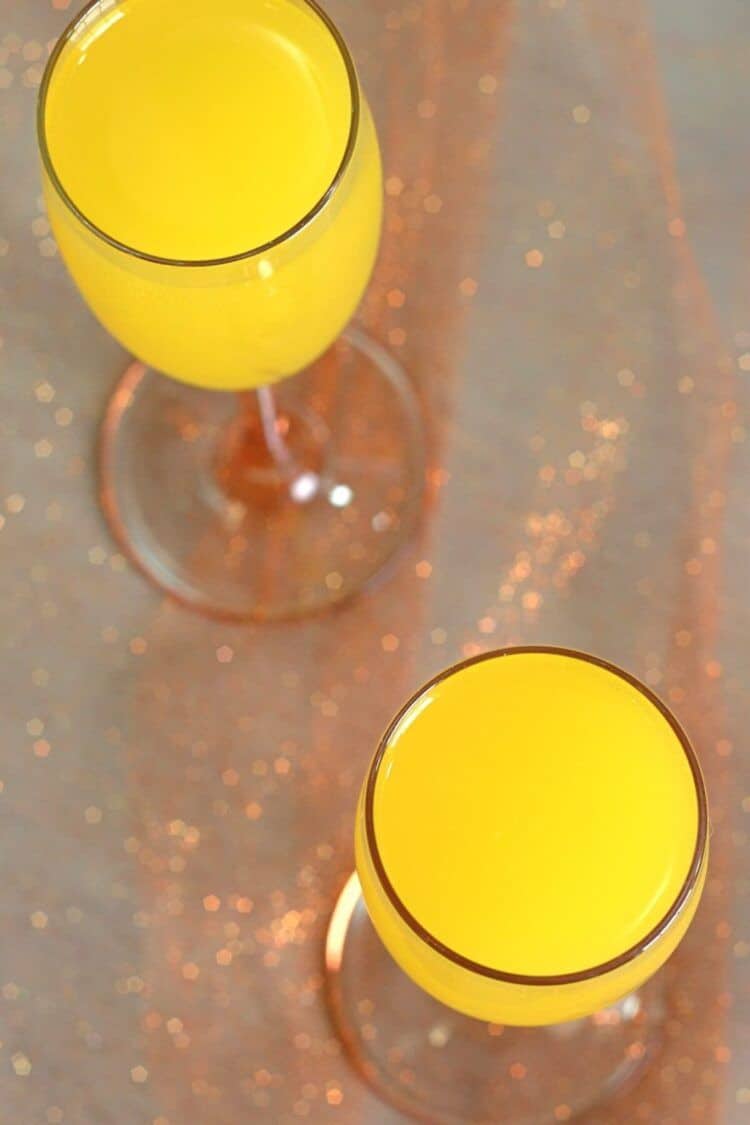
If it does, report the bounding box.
[40,0,382,389]
[356,649,707,1025]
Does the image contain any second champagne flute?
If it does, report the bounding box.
[327,647,709,1123]
[38,0,424,620]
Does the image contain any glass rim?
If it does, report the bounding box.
[37,0,361,269]
[364,644,709,988]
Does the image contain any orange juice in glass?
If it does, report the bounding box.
[327,648,708,1124]
[38,0,423,620]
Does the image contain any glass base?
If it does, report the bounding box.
[99,329,425,620]
[325,876,664,1125]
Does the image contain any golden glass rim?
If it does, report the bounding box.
[364,644,709,987]
[37,0,361,269]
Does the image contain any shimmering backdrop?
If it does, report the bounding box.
[1,0,749,1122]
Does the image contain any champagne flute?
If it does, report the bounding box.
[38,0,424,620]
[327,647,708,1123]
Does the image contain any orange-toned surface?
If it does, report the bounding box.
[1,0,748,1122]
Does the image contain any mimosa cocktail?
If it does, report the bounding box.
[328,648,708,1123]
[42,0,379,390]
[38,0,423,618]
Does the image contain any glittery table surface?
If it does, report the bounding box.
[1,0,749,1122]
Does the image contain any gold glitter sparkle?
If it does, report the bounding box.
[11,1053,31,1077]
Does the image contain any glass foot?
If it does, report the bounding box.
[99,329,425,620]
[325,876,664,1125]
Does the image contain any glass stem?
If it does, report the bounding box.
[240,385,295,478]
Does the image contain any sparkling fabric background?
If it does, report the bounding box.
[1,0,749,1121]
